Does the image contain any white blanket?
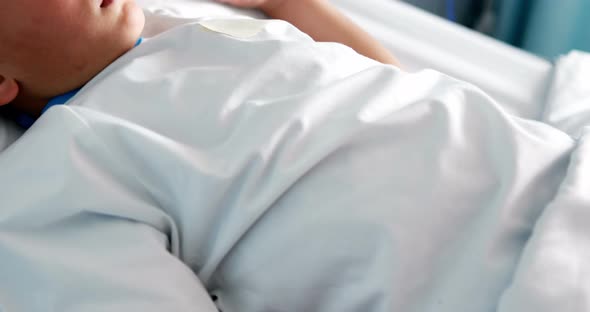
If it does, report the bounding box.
[543,51,590,139]
[0,18,588,312]
[498,50,590,311]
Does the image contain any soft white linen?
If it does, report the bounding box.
[137,0,555,120]
[331,0,553,120]
[498,53,590,309]
[498,126,590,311]
[137,0,262,19]
[542,51,590,139]
[0,18,583,311]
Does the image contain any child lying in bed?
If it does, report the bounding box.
[0,0,397,120]
[0,0,576,311]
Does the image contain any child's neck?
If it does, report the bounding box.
[11,94,48,118]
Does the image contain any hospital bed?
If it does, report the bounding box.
[2,1,590,311]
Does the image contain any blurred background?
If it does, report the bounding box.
[399,0,590,60]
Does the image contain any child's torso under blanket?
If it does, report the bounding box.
[0,17,586,312]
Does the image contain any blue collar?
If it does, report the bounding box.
[17,37,143,128]
[16,88,80,128]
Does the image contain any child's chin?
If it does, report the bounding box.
[124,0,146,32]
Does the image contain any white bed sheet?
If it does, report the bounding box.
[137,0,554,120]
[332,0,553,120]
[543,51,590,138]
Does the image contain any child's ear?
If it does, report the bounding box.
[0,75,19,106]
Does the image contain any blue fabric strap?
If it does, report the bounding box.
[16,88,81,129]
[42,88,81,114]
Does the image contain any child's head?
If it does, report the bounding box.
[0,0,145,110]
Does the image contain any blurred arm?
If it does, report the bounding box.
[218,0,400,66]
[262,0,399,66]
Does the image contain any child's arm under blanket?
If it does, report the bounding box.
[216,0,400,66]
